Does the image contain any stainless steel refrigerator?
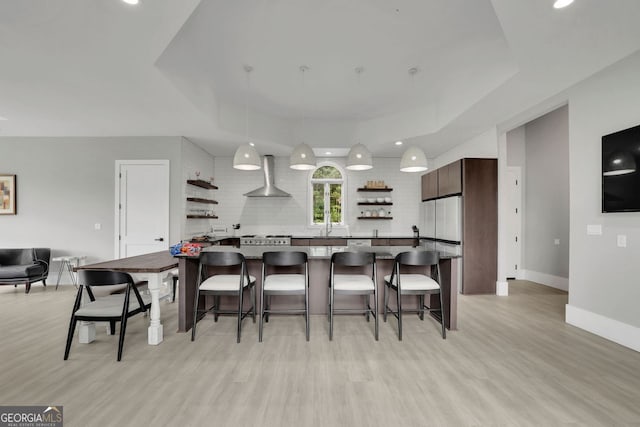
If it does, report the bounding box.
[420,196,462,254]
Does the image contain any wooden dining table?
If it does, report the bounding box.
[75,251,178,345]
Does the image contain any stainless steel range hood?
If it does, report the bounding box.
[244,155,291,197]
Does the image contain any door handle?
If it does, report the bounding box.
[154,237,164,242]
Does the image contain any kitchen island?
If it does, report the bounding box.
[176,245,459,334]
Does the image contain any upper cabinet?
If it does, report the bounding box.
[438,160,462,197]
[421,160,462,201]
[421,171,438,200]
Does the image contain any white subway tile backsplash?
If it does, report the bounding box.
[212,156,420,236]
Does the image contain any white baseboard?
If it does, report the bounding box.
[520,269,568,291]
[566,304,640,352]
[496,281,509,296]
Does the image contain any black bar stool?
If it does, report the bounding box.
[383,250,446,340]
[329,251,378,340]
[191,251,256,343]
[260,251,309,342]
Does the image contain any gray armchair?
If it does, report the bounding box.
[0,248,51,293]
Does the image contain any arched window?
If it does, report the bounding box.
[310,164,344,225]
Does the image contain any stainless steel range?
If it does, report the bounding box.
[240,235,291,246]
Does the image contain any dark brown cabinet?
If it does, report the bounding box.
[308,238,348,246]
[388,238,418,246]
[438,160,462,197]
[421,171,438,201]
[218,238,240,247]
[371,239,388,246]
[291,239,310,246]
[421,161,462,200]
[291,238,348,246]
[421,158,497,294]
[461,158,497,294]
[291,237,416,247]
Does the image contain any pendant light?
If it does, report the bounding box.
[233,65,261,171]
[553,0,574,9]
[400,146,428,172]
[290,65,317,170]
[346,67,373,171]
[603,151,636,176]
[233,144,261,170]
[346,143,373,170]
[290,143,316,170]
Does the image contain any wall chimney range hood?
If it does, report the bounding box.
[244,155,291,197]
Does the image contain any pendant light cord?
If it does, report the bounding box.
[244,65,253,144]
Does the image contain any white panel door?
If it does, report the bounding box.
[116,160,170,258]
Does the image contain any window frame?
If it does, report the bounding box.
[308,162,347,227]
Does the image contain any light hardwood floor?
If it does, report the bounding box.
[1,280,639,427]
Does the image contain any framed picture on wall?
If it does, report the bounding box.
[0,174,16,215]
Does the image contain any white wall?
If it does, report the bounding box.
[493,51,640,350]
[523,105,570,282]
[211,156,421,237]
[181,138,216,239]
[432,127,498,169]
[565,50,640,350]
[506,126,525,167]
[0,137,183,263]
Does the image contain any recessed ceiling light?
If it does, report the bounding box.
[325,151,332,155]
[394,141,403,146]
[122,0,139,5]
[249,142,255,147]
[553,0,574,9]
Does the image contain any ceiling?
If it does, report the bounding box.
[1,0,640,159]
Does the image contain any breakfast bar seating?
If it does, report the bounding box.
[176,246,459,337]
[384,250,446,340]
[329,251,378,341]
[260,251,310,342]
[191,251,256,343]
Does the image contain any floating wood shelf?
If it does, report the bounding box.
[357,187,392,192]
[187,180,218,190]
[357,216,393,220]
[186,215,219,219]
[187,197,218,205]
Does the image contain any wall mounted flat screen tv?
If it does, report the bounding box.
[602,123,640,212]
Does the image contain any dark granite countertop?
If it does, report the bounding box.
[291,235,417,240]
[191,235,418,243]
[180,245,460,260]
